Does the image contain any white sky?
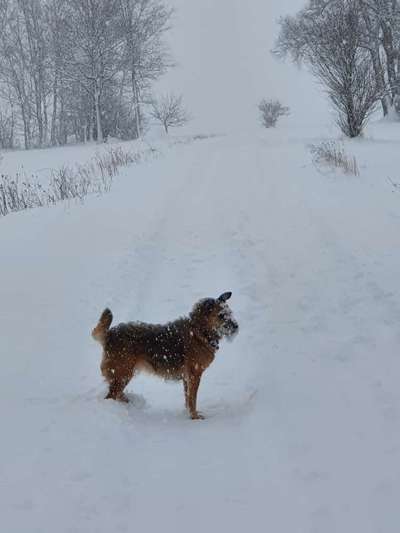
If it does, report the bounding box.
[156,0,330,133]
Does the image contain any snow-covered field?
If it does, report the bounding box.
[1,124,400,532]
[0,134,196,186]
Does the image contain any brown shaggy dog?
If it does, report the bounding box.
[92,292,239,419]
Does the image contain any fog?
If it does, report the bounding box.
[157,0,330,133]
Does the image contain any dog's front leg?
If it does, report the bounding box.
[183,378,189,410]
[187,372,204,420]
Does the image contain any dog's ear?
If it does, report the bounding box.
[217,291,232,302]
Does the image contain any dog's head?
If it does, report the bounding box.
[190,291,239,341]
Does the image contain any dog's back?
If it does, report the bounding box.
[105,319,188,379]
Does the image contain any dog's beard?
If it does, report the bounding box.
[217,303,239,342]
[225,328,239,343]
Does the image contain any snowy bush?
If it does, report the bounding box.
[310,141,359,176]
[258,99,290,128]
[49,147,141,202]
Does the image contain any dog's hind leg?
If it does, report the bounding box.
[105,377,130,403]
[102,359,135,403]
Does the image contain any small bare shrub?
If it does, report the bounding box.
[0,173,48,215]
[387,177,400,192]
[149,93,190,134]
[259,99,290,128]
[310,141,360,176]
[94,147,134,179]
[50,165,92,202]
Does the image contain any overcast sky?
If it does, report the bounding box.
[156,0,330,133]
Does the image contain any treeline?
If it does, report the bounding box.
[0,0,172,149]
[275,0,400,137]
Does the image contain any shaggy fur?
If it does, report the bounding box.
[92,292,239,419]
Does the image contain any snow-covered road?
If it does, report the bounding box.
[1,131,400,532]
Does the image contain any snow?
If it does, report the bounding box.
[1,123,400,532]
[0,136,170,187]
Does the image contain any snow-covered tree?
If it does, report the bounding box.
[276,0,400,121]
[357,0,400,116]
[275,0,382,136]
[0,0,173,148]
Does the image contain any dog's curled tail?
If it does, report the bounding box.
[92,308,113,345]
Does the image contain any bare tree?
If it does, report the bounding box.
[118,0,173,138]
[149,93,189,134]
[356,0,390,116]
[45,0,71,145]
[0,106,15,148]
[63,0,122,143]
[0,0,34,148]
[357,0,400,116]
[19,0,50,146]
[275,0,382,137]
[259,99,290,128]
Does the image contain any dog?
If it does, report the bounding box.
[92,292,239,419]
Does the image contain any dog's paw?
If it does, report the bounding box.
[191,412,205,420]
[117,394,130,403]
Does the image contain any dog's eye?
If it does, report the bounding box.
[218,313,225,320]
